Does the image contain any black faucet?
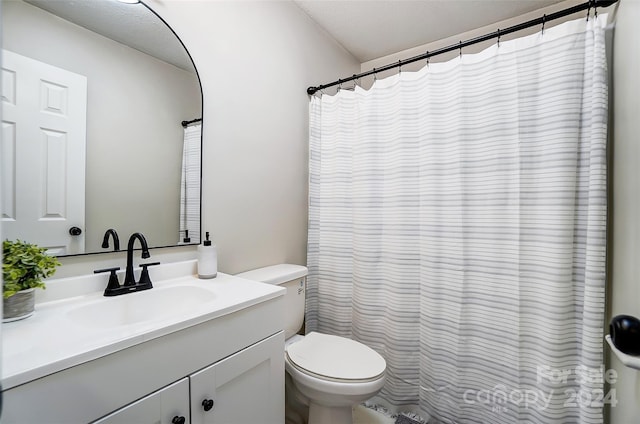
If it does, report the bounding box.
[96,232,159,296]
[101,229,120,251]
[124,232,151,286]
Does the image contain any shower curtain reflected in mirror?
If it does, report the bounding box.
[179,123,201,244]
[307,15,608,424]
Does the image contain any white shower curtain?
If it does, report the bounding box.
[307,15,608,424]
[179,123,201,244]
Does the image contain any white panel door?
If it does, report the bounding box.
[190,332,285,424]
[92,378,190,424]
[1,49,87,255]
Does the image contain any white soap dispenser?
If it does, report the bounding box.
[197,232,217,279]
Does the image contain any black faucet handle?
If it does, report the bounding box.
[95,267,121,295]
[94,266,121,274]
[138,262,160,288]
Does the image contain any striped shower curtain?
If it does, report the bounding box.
[307,15,608,424]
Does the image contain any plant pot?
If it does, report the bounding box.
[3,288,36,322]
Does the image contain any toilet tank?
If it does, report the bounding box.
[235,264,308,340]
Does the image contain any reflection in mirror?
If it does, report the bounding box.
[1,0,202,256]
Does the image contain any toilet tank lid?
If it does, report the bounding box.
[235,264,308,285]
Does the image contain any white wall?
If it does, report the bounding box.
[52,0,359,276]
[609,1,640,422]
[2,0,201,250]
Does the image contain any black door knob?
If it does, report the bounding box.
[69,227,82,236]
[171,416,186,424]
[202,398,214,411]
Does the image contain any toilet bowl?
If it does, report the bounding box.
[285,332,386,424]
[236,265,387,424]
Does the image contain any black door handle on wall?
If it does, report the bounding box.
[202,398,214,411]
[69,227,82,236]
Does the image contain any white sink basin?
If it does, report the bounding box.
[67,285,216,328]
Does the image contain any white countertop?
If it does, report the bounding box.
[2,268,284,390]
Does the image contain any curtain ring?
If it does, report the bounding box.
[352,74,360,89]
[497,29,501,48]
[587,0,598,20]
[459,41,462,58]
[541,14,546,34]
[426,51,430,68]
[373,68,377,82]
[398,60,402,75]
[337,79,342,92]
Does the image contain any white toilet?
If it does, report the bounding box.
[236,264,386,424]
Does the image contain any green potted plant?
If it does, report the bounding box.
[3,239,60,322]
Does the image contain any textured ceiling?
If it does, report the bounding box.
[25,0,194,72]
[26,0,571,69]
[293,0,568,62]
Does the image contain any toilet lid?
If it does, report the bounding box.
[286,332,386,381]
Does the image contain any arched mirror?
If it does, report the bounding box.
[1,0,202,256]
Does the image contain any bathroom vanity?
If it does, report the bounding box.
[1,261,285,423]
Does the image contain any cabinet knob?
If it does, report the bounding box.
[69,226,82,236]
[172,416,186,424]
[202,398,215,411]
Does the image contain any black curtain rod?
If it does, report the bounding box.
[306,0,617,95]
[181,118,202,128]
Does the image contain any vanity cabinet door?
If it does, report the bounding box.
[190,331,284,424]
[92,378,190,424]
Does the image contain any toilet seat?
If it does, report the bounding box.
[286,332,386,383]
